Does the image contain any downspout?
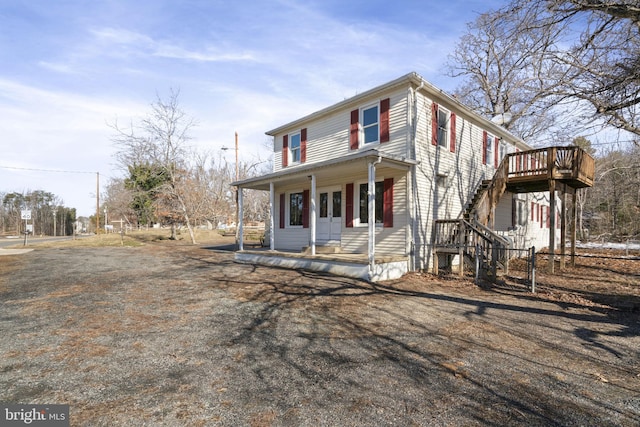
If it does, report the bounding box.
[410,81,424,271]
[368,155,383,279]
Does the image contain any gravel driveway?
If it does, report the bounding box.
[1,241,639,426]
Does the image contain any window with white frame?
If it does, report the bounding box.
[289,132,301,163]
[437,107,449,148]
[289,192,303,226]
[486,132,494,166]
[362,105,379,144]
[358,181,384,225]
[499,140,507,164]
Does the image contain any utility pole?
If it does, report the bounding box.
[53,209,57,237]
[96,172,100,234]
[235,132,240,249]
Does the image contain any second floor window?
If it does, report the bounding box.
[485,132,494,166]
[437,107,449,148]
[289,133,301,163]
[362,105,379,144]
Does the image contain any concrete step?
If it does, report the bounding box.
[302,245,342,255]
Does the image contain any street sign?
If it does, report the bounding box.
[21,210,31,220]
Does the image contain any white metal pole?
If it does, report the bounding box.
[269,182,275,250]
[310,174,316,256]
[238,188,244,251]
[368,161,375,273]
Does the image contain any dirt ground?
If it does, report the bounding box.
[1,232,639,426]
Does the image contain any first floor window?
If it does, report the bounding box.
[289,133,301,163]
[359,182,384,224]
[289,192,303,226]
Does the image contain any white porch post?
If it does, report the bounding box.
[368,161,376,273]
[310,174,317,256]
[269,182,275,250]
[238,187,244,251]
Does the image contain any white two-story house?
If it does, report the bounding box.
[233,72,593,281]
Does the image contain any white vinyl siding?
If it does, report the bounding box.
[272,89,409,173]
[341,170,408,256]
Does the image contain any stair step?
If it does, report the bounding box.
[302,245,341,255]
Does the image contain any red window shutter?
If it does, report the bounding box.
[531,202,535,221]
[345,183,354,227]
[279,193,285,228]
[546,206,550,228]
[282,135,289,167]
[380,98,390,143]
[300,128,307,163]
[383,178,394,227]
[482,130,487,165]
[494,137,499,168]
[350,109,359,150]
[431,103,438,146]
[449,112,456,152]
[539,205,543,228]
[302,189,309,228]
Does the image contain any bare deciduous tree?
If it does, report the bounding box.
[111,90,200,243]
[448,0,640,143]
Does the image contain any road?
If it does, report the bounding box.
[0,235,86,248]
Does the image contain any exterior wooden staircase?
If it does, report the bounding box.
[434,146,595,279]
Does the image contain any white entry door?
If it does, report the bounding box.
[317,187,342,243]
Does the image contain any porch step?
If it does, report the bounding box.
[301,245,342,255]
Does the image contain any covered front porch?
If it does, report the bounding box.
[232,148,416,282]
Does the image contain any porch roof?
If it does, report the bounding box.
[232,148,418,191]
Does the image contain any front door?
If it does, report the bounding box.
[317,187,342,243]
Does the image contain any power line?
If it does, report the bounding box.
[0,165,97,174]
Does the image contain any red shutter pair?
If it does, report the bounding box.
[279,191,310,228]
[349,98,390,149]
[281,129,307,167]
[344,179,393,228]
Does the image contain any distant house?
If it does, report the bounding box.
[233,72,593,281]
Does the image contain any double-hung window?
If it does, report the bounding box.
[485,132,494,166]
[362,105,379,145]
[358,181,384,225]
[437,107,449,148]
[289,132,301,163]
[289,192,303,226]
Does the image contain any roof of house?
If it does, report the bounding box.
[266,71,531,150]
[233,147,417,190]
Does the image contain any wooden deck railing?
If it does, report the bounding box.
[506,146,595,187]
[433,218,510,278]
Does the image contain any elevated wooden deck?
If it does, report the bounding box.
[433,146,595,278]
[505,146,595,193]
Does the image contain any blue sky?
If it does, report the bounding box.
[0,0,504,217]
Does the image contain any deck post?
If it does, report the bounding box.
[571,190,577,267]
[560,186,567,270]
[548,179,556,273]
